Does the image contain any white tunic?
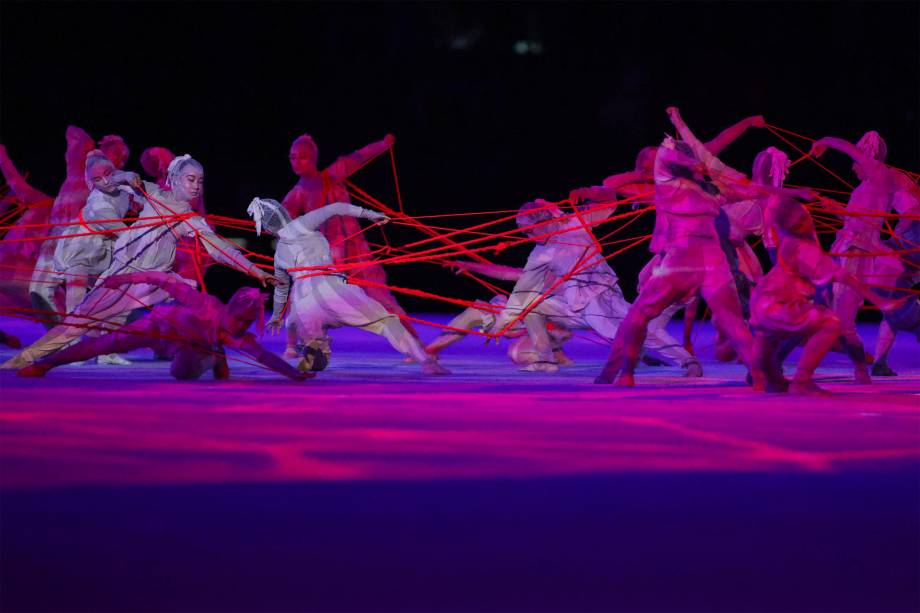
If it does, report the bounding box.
[272,203,383,334]
[102,182,251,278]
[53,186,133,274]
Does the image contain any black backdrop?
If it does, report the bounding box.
[3,1,918,308]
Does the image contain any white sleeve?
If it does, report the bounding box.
[186,215,256,274]
[296,202,377,232]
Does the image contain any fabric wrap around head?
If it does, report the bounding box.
[165,153,196,187]
[247,197,292,236]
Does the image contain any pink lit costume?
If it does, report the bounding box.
[595,109,798,387]
[750,199,898,394]
[571,116,768,359]
[810,132,919,381]
[282,135,413,346]
[22,127,95,325]
[0,145,54,311]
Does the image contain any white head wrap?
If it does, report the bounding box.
[247,197,292,236]
[165,153,198,187]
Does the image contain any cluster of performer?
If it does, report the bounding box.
[0,106,917,395]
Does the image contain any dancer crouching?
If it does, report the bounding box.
[248,198,450,375]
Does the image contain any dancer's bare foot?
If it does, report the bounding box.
[553,350,575,366]
[789,379,832,396]
[422,360,451,376]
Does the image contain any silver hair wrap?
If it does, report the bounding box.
[165,153,193,187]
[247,197,290,236]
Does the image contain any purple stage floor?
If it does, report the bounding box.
[1,315,918,611]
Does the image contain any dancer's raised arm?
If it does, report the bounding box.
[326,135,395,183]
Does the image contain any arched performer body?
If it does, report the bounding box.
[249,198,450,375]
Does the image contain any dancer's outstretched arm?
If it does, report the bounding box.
[704,115,766,155]
[666,107,747,183]
[294,202,388,233]
[325,135,395,183]
[225,332,312,380]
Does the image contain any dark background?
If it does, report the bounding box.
[2,1,918,308]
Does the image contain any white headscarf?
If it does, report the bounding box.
[165,153,197,187]
[247,197,292,236]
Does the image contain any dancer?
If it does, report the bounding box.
[248,197,450,375]
[281,133,416,356]
[2,154,276,368]
[139,146,210,281]
[809,131,920,382]
[18,271,310,381]
[52,151,137,312]
[27,126,96,326]
[488,197,700,374]
[596,107,813,386]
[750,199,902,395]
[569,115,768,358]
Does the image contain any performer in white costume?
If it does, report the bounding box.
[53,151,137,313]
[489,198,700,374]
[248,198,450,375]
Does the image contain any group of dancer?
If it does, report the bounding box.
[0,107,917,394]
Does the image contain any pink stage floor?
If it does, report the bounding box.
[1,315,918,611]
